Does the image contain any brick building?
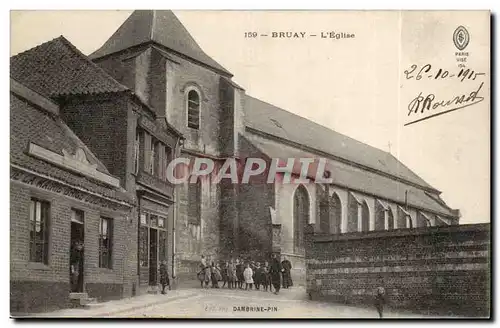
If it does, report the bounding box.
[10,35,183,311]
[10,79,134,313]
[10,10,461,304]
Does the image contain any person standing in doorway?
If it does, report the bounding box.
[159,260,170,295]
[269,253,283,295]
[281,256,293,289]
[70,240,84,292]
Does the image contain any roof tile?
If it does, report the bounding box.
[90,10,231,76]
[10,36,129,97]
[244,95,437,191]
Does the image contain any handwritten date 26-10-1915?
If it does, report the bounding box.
[404,64,485,82]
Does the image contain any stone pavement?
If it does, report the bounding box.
[20,288,199,318]
[17,285,443,318]
[113,287,431,319]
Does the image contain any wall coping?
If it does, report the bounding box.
[308,223,490,243]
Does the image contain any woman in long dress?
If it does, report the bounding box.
[281,256,293,288]
[227,259,237,289]
[197,255,210,288]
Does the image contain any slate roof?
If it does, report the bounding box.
[244,95,437,192]
[89,10,232,76]
[246,136,456,217]
[10,36,129,97]
[10,84,133,205]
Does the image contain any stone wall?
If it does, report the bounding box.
[305,223,490,317]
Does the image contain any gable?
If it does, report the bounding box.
[90,10,232,76]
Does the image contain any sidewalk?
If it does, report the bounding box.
[17,288,200,318]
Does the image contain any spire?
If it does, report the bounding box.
[90,10,231,76]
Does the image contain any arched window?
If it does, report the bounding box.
[187,90,200,129]
[331,192,342,234]
[293,185,310,252]
[406,214,413,228]
[320,192,342,234]
[388,208,395,230]
[361,201,370,232]
[319,198,330,233]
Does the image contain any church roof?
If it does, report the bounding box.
[244,95,438,192]
[89,10,232,77]
[10,36,128,97]
[246,136,455,217]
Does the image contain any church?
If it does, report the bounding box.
[10,10,460,311]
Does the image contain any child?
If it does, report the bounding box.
[254,262,264,290]
[243,263,254,291]
[159,260,170,295]
[374,286,386,318]
[220,261,229,288]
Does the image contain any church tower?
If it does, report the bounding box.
[91,10,245,278]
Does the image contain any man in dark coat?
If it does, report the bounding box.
[236,258,244,289]
[281,256,293,288]
[159,260,170,294]
[269,253,283,295]
[70,240,84,292]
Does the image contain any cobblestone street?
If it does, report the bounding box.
[33,286,431,319]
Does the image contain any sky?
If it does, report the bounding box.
[10,10,490,224]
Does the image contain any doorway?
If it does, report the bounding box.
[70,210,84,293]
[149,227,158,286]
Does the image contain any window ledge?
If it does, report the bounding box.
[27,262,50,270]
[97,267,114,273]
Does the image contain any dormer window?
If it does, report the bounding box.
[187,89,200,129]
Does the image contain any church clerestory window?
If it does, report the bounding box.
[293,185,310,253]
[187,89,200,129]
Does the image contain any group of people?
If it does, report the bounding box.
[198,253,293,295]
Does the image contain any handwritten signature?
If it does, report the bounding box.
[404,64,486,82]
[405,82,485,126]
